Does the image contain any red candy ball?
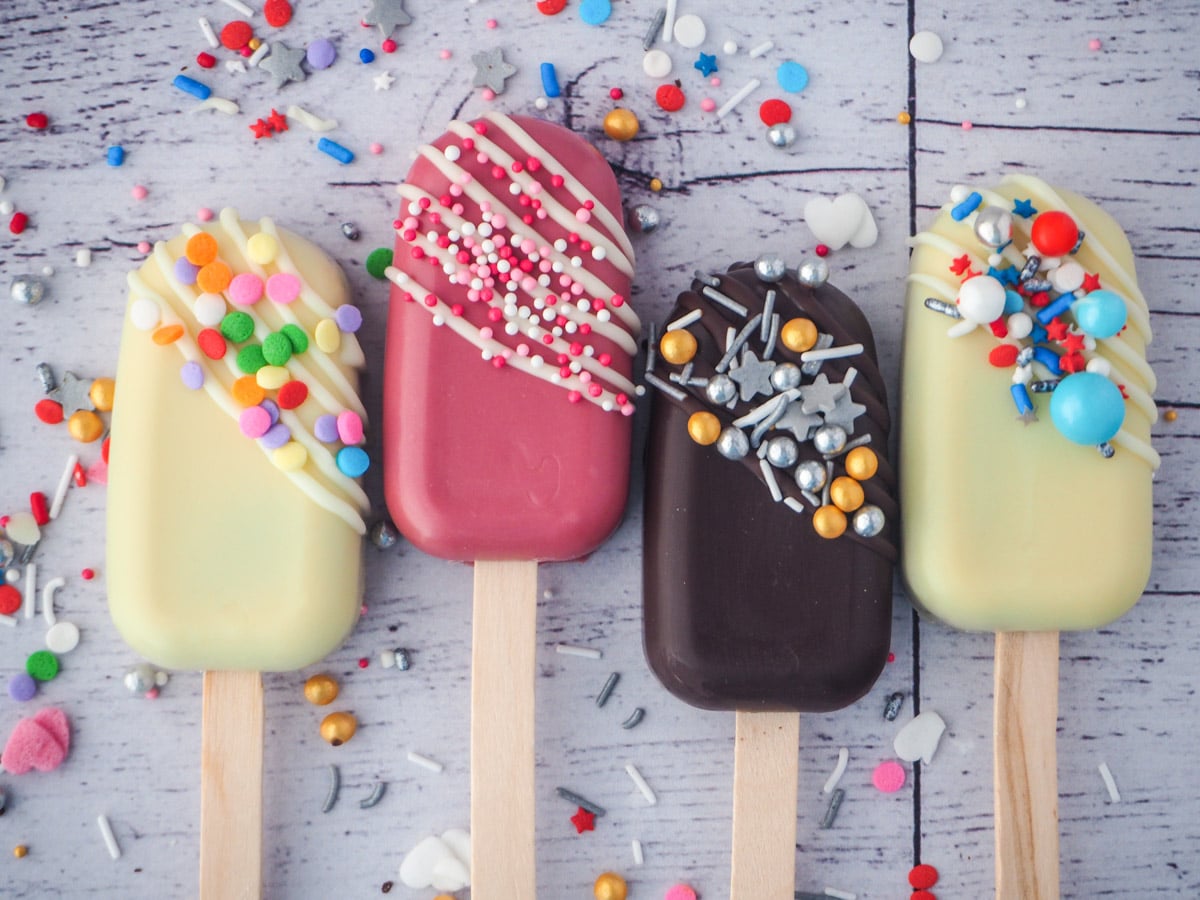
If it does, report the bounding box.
[988,344,1019,367]
[911,892,936,900]
[26,112,49,130]
[220,20,253,51]
[656,82,686,112]
[0,585,21,615]
[759,98,793,127]
[909,864,939,889]
[35,398,64,424]
[537,0,566,13]
[196,52,216,68]
[815,244,830,257]
[1030,210,1079,257]
[263,0,293,27]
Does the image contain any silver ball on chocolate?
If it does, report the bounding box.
[753,253,787,284]
[341,222,361,241]
[369,519,399,550]
[794,459,827,492]
[10,276,46,305]
[705,373,737,405]
[852,504,886,538]
[812,423,848,455]
[766,123,797,148]
[765,435,800,468]
[796,258,830,288]
[769,362,802,392]
[973,206,1013,248]
[123,663,159,695]
[629,204,661,234]
[715,426,750,460]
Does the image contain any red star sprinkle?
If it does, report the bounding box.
[1081,272,1102,292]
[569,807,595,834]
[1119,384,1129,399]
[250,118,273,139]
[1044,317,1070,342]
[949,254,971,276]
[268,108,288,132]
[1061,331,1087,354]
[1028,290,1051,308]
[1059,352,1086,374]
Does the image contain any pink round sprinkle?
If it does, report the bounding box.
[336,410,364,445]
[486,17,497,28]
[609,87,623,100]
[228,272,265,306]
[382,38,397,53]
[961,120,973,130]
[131,184,148,200]
[700,97,717,112]
[239,406,271,439]
[873,760,907,793]
[137,241,151,254]
[710,76,721,87]
[439,49,452,59]
[664,886,697,900]
[197,207,215,222]
[266,272,302,304]
[482,88,496,101]
[1089,38,1102,50]
[369,142,384,154]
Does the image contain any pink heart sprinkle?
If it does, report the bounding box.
[2,707,70,774]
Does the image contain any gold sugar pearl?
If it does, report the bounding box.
[1164,409,1178,422]
[304,673,339,706]
[13,844,29,859]
[687,411,721,445]
[830,476,865,513]
[248,37,262,50]
[844,446,879,481]
[780,317,818,353]
[649,177,663,192]
[320,711,358,746]
[897,111,912,125]
[603,108,640,142]
[68,410,104,443]
[813,505,847,539]
[659,329,698,365]
[593,872,628,900]
[89,377,116,412]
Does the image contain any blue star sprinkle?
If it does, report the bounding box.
[1012,198,1037,218]
[694,52,718,77]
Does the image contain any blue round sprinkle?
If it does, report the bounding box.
[777,61,809,93]
[1049,372,1125,445]
[180,361,205,390]
[579,0,612,26]
[1072,289,1127,339]
[307,38,337,70]
[337,446,370,478]
[107,145,125,167]
[1003,290,1024,316]
[359,48,375,64]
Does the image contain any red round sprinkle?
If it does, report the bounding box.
[357,657,369,669]
[25,112,49,130]
[0,585,21,616]
[537,0,566,14]
[220,20,253,51]
[909,864,939,889]
[30,492,49,526]
[35,398,64,425]
[655,82,686,112]
[609,87,624,100]
[1030,210,1079,257]
[263,0,293,27]
[988,344,1019,367]
[196,52,216,68]
[10,212,29,234]
[277,380,308,409]
[815,244,830,257]
[197,328,227,360]
[887,652,896,662]
[759,98,793,126]
[910,893,935,900]
[102,436,110,463]
[382,38,397,53]
[81,568,96,581]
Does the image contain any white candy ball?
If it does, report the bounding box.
[1007,312,1034,340]
[956,275,1007,324]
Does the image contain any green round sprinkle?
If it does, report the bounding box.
[220,311,255,343]
[280,323,309,354]
[262,332,293,366]
[236,344,267,374]
[26,650,59,682]
[365,247,393,280]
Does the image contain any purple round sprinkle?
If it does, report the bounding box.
[174,257,200,285]
[307,38,336,70]
[260,422,291,450]
[260,398,280,425]
[8,672,36,702]
[314,414,340,443]
[335,304,363,333]
[180,360,205,390]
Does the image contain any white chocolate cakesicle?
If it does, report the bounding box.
[901,176,1156,632]
[107,210,369,671]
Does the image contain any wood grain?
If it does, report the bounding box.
[730,711,800,900]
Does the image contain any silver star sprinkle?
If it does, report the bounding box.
[258,42,307,90]
[471,48,518,94]
[773,400,823,442]
[823,388,867,434]
[363,0,413,37]
[49,372,94,416]
[728,349,776,401]
[799,373,845,415]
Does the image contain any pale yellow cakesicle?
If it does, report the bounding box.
[107,210,369,671]
[900,176,1157,633]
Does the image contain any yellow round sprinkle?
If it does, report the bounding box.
[687,411,721,445]
[649,177,663,192]
[830,476,865,512]
[231,375,266,407]
[304,673,339,706]
[813,505,847,539]
[780,317,818,353]
[89,377,116,412]
[255,365,290,390]
[659,329,698,365]
[13,844,28,859]
[246,232,279,265]
[272,441,308,471]
[845,446,879,481]
[320,711,358,746]
[1164,408,1178,422]
[897,111,912,125]
[593,872,627,900]
[603,108,640,142]
[67,410,104,443]
[314,318,341,353]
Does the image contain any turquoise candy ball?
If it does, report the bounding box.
[1073,289,1127,339]
[1049,371,1125,445]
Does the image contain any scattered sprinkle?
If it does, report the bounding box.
[570,806,596,833]
[596,671,620,707]
[555,643,602,659]
[556,787,606,817]
[820,788,845,829]
[359,782,387,809]
[25,112,49,130]
[407,751,444,773]
[624,762,657,805]
[97,814,121,860]
[621,707,645,730]
[872,760,906,793]
[716,78,761,119]
[776,60,809,93]
[823,747,849,793]
[317,137,355,164]
[1089,37,1102,51]
[908,864,938,889]
[631,839,643,865]
[1098,761,1121,803]
[823,889,856,900]
[909,30,944,63]
[106,146,125,166]
[748,40,774,58]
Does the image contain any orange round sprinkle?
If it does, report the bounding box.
[185,232,219,266]
[197,260,233,293]
[231,375,266,407]
[152,324,185,345]
[897,111,912,124]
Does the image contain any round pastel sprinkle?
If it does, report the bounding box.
[197,260,233,293]
[578,0,611,26]
[130,298,160,331]
[909,30,944,63]
[236,344,267,374]
[228,272,264,306]
[174,257,200,285]
[672,13,706,48]
[337,410,364,445]
[246,231,279,265]
[152,323,184,345]
[777,61,809,93]
[314,414,340,442]
[197,328,226,359]
[307,38,336,69]
[280,323,309,353]
[1049,371,1126,445]
[1073,289,1126,339]
[873,760,906,793]
[315,318,341,353]
[8,672,36,702]
[26,650,59,682]
[220,311,255,343]
[272,441,308,471]
[231,376,265,407]
[335,304,363,332]
[260,422,291,450]
[0,585,20,615]
[262,332,293,366]
[180,361,205,390]
[266,272,301,304]
[365,247,393,279]
[336,446,370,477]
[260,398,280,424]
[256,365,290,390]
[239,405,272,438]
[277,380,308,409]
[195,292,227,326]
[642,49,672,78]
[45,621,80,654]
[664,886,697,900]
[185,232,219,266]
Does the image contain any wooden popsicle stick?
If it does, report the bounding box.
[200,670,264,900]
[994,631,1060,900]
[730,710,800,900]
[471,560,539,900]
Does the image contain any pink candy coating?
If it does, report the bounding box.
[267,272,302,304]
[239,406,271,438]
[664,887,697,900]
[873,760,906,793]
[228,272,265,306]
[337,410,364,445]
[131,184,148,200]
[197,207,215,222]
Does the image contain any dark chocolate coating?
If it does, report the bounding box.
[643,263,896,713]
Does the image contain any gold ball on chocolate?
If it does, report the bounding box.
[659,329,698,365]
[304,673,339,706]
[844,446,879,481]
[830,476,865,513]
[593,872,628,900]
[687,411,722,446]
[67,410,104,443]
[320,711,357,746]
[813,505,848,539]
[780,317,818,353]
[603,108,640,142]
[89,377,116,412]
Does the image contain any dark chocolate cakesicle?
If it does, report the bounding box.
[643,260,897,714]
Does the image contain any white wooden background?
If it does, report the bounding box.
[1,0,1198,897]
